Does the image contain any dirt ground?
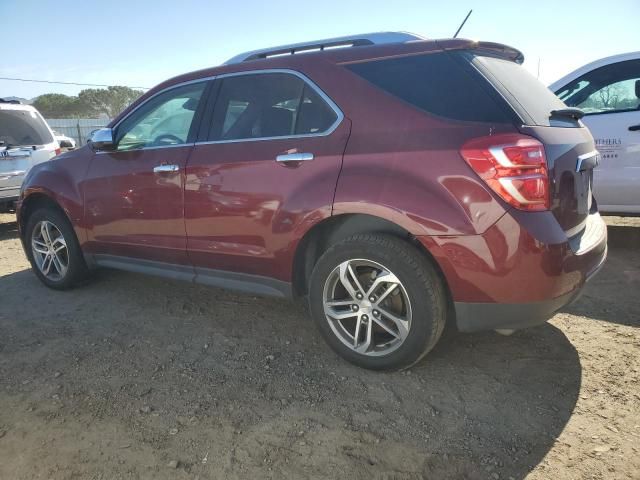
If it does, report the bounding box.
[0,213,638,480]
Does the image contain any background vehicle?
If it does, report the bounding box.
[551,52,640,215]
[0,99,60,211]
[17,33,607,370]
[53,130,76,150]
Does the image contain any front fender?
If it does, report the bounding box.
[18,147,92,245]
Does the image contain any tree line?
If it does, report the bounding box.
[32,86,144,119]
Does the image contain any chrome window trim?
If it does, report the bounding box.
[108,69,344,152]
[95,142,195,155]
[196,68,344,145]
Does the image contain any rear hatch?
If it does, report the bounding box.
[467,52,598,236]
[0,106,58,197]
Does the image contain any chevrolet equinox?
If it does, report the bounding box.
[17,33,608,370]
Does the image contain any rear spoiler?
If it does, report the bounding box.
[436,39,524,64]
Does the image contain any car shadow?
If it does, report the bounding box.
[562,241,639,327]
[0,267,581,479]
[607,224,640,250]
[0,218,18,241]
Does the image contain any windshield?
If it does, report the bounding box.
[0,109,54,147]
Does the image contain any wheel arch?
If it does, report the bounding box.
[291,213,453,305]
[19,192,73,243]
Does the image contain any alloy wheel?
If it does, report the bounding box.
[31,220,69,281]
[322,259,412,356]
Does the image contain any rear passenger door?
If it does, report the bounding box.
[185,70,350,286]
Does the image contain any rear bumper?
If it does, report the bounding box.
[418,210,608,332]
[454,289,581,332]
[454,244,606,332]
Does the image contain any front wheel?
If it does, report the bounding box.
[25,207,88,290]
[308,234,447,371]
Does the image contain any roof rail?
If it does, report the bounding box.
[0,98,22,104]
[224,31,425,65]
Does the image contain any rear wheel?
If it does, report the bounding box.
[308,234,447,371]
[25,207,88,290]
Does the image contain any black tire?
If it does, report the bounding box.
[24,207,89,290]
[308,233,447,371]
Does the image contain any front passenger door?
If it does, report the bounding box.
[83,81,208,265]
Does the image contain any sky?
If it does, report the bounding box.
[1,0,638,99]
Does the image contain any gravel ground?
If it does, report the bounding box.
[0,213,638,480]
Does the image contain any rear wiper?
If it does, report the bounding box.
[550,107,585,120]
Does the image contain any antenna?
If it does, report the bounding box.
[453,9,473,38]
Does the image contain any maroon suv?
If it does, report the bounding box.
[17,33,607,370]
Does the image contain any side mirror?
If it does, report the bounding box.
[59,139,74,149]
[90,128,115,151]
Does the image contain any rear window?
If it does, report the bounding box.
[472,55,569,126]
[344,52,513,123]
[0,108,53,146]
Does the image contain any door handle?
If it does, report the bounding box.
[276,152,314,163]
[629,124,640,131]
[153,164,179,173]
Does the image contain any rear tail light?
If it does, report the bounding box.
[54,147,62,156]
[460,133,549,211]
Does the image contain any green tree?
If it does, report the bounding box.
[78,86,144,118]
[32,93,83,118]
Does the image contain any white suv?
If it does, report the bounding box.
[0,99,60,211]
[551,52,640,215]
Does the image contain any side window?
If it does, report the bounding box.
[115,82,206,151]
[557,60,640,115]
[295,85,338,135]
[207,73,338,141]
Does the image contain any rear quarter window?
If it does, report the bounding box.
[344,51,514,124]
[472,54,569,126]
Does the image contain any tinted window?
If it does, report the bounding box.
[296,85,338,135]
[0,108,53,146]
[473,54,567,126]
[556,60,640,115]
[208,73,337,141]
[345,52,512,123]
[115,82,205,151]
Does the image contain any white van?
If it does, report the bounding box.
[0,99,60,211]
[551,52,640,215]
